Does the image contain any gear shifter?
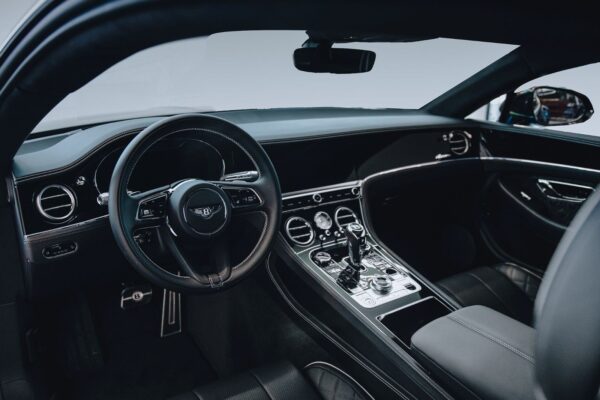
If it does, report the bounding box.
[336,222,365,291]
[345,222,366,267]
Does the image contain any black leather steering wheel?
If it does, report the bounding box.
[108,114,281,292]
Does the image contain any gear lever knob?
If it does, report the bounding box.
[345,222,365,267]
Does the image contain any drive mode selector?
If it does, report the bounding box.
[370,275,392,294]
[312,251,332,267]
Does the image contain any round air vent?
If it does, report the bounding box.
[334,207,358,230]
[285,216,314,246]
[36,185,76,222]
[447,130,471,155]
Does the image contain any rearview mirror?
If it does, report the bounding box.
[294,47,375,74]
[500,86,594,127]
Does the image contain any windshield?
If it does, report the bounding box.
[34,31,516,133]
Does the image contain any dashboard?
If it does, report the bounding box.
[10,108,484,296]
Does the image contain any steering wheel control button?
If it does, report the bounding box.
[138,194,167,219]
[224,188,261,208]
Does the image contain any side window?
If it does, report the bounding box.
[470,62,600,137]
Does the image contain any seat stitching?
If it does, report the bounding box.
[307,365,374,400]
[447,315,535,364]
[411,346,483,400]
[249,370,275,400]
[466,272,517,315]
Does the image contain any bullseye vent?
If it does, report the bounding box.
[36,185,76,222]
[334,207,358,230]
[285,216,314,246]
[447,130,471,155]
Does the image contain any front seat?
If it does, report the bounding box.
[436,263,542,325]
[170,361,373,400]
[412,184,600,400]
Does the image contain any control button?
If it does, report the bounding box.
[224,188,261,208]
[76,176,86,186]
[313,251,332,267]
[138,194,167,219]
[351,187,360,196]
[42,241,77,259]
[405,283,416,290]
[134,229,154,244]
[312,193,322,203]
[370,275,393,294]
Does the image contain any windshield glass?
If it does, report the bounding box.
[34,31,516,133]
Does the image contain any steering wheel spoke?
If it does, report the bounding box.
[125,185,171,231]
[159,225,232,287]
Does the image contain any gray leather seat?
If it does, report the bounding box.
[413,185,600,400]
[437,263,542,325]
[412,306,536,400]
[169,361,373,400]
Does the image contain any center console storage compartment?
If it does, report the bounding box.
[378,297,450,347]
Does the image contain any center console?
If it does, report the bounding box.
[279,182,455,349]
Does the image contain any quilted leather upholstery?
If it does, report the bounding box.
[436,263,542,325]
[169,361,372,400]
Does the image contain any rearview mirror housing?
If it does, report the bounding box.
[294,47,375,74]
[499,86,594,127]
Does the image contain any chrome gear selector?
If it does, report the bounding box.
[345,222,366,267]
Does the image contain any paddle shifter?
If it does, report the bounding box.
[336,222,366,290]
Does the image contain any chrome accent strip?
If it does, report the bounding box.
[362,157,480,185]
[24,215,108,240]
[480,156,600,174]
[283,181,362,200]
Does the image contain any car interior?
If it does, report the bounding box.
[1,1,600,400]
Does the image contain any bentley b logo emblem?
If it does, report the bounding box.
[189,204,222,219]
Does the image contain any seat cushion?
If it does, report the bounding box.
[170,361,372,400]
[436,264,542,325]
[411,305,536,400]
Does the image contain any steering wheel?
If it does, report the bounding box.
[108,114,281,292]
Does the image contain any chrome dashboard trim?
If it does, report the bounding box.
[480,156,600,174]
[17,156,600,239]
[282,180,362,200]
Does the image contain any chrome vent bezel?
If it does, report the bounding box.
[447,130,471,155]
[36,185,77,222]
[334,206,358,230]
[285,216,315,246]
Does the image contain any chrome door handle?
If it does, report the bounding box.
[536,179,594,203]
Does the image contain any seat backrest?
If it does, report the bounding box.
[533,185,600,400]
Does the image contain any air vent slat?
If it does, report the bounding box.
[36,185,76,222]
[447,130,471,156]
[335,207,358,230]
[285,216,314,246]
